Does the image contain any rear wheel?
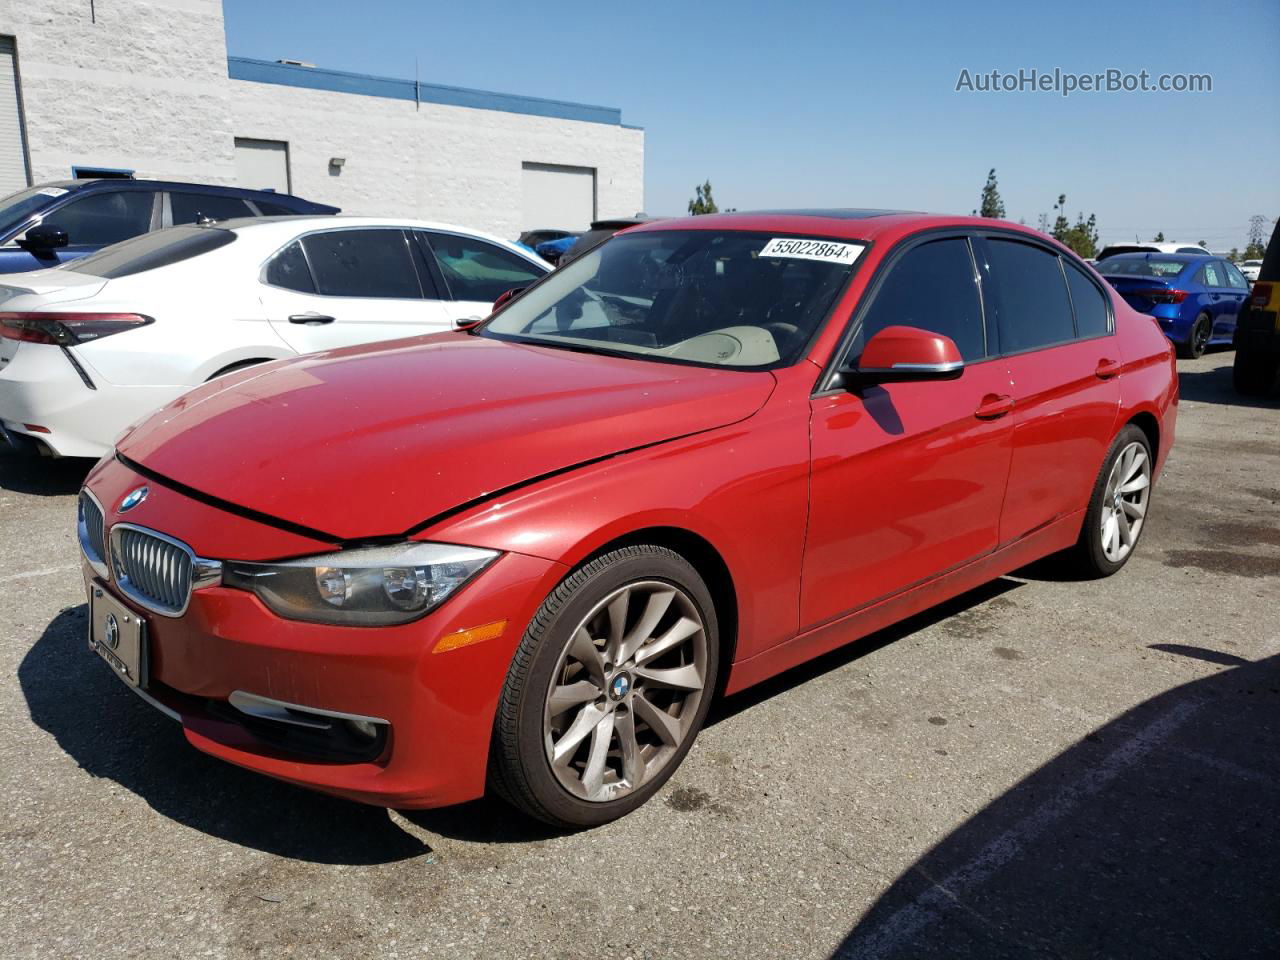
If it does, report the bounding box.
[1232,350,1280,397]
[1064,425,1153,578]
[1179,313,1211,359]
[490,545,719,828]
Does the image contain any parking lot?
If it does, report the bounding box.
[0,350,1276,959]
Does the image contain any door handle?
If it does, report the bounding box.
[288,313,336,325]
[1210,294,1221,300]
[1094,358,1121,380]
[974,393,1013,419]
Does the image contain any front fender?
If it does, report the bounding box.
[418,400,812,663]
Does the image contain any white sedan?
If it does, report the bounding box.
[1239,260,1263,283]
[0,217,549,457]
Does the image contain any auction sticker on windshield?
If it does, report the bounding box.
[759,238,865,264]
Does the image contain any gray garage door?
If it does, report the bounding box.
[522,162,596,232]
[0,38,30,196]
[234,138,290,194]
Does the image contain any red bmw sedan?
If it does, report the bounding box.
[77,211,1177,827]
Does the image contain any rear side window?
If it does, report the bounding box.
[46,190,156,246]
[986,238,1075,353]
[263,240,315,293]
[427,232,545,302]
[853,237,986,362]
[62,226,235,279]
[1195,262,1224,288]
[170,192,254,225]
[300,229,421,298]
[1063,260,1110,339]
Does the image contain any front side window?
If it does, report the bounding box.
[263,239,315,293]
[1222,261,1250,290]
[428,233,545,302]
[986,238,1075,353]
[850,237,985,362]
[1063,259,1110,339]
[300,229,421,299]
[45,190,155,246]
[170,192,254,225]
[0,185,65,239]
[482,230,861,368]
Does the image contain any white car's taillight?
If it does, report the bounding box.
[0,311,153,346]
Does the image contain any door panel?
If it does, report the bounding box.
[800,233,1014,629]
[261,229,450,354]
[978,237,1121,543]
[999,340,1120,542]
[803,361,1015,627]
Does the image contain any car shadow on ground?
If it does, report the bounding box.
[0,448,93,496]
[19,605,431,865]
[830,647,1279,960]
[1177,353,1280,409]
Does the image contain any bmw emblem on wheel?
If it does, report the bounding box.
[610,673,631,700]
[118,486,149,513]
[103,613,120,651]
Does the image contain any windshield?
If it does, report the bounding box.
[481,230,863,369]
[1098,257,1187,278]
[60,226,236,279]
[0,184,71,236]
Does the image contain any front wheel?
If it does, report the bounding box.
[489,545,719,828]
[1064,425,1154,577]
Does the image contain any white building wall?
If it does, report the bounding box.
[227,80,644,237]
[2,0,236,184]
[0,0,644,237]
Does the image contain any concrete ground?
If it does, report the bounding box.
[1,351,1276,960]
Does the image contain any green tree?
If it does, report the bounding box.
[1152,231,1165,242]
[1198,240,1207,248]
[1050,194,1100,259]
[1229,247,1240,261]
[1243,241,1266,260]
[976,168,1005,219]
[687,180,719,216]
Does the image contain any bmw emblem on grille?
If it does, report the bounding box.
[610,674,631,700]
[103,613,120,650]
[118,486,149,513]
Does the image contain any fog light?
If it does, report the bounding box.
[347,718,379,739]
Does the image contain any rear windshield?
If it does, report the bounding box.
[1097,258,1187,278]
[482,230,863,369]
[61,226,236,279]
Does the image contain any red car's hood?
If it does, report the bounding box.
[120,334,776,541]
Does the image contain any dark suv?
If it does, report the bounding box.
[0,179,339,273]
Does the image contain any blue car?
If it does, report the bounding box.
[1098,252,1252,358]
[0,179,338,273]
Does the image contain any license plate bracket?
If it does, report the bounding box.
[89,583,149,689]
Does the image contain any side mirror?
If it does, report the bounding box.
[16,223,69,253]
[492,286,527,313]
[844,325,964,385]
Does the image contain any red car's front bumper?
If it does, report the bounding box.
[81,459,567,809]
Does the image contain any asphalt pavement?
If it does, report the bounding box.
[1,350,1276,959]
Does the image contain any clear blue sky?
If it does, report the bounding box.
[223,0,1280,250]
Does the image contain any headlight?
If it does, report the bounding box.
[222,542,499,626]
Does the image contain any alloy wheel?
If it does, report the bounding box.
[1100,441,1151,563]
[543,580,709,803]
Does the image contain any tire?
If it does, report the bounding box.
[1179,313,1211,359]
[489,544,719,828]
[1064,425,1154,578]
[1233,350,1280,397]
